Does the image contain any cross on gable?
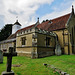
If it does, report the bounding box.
[3,47,17,72]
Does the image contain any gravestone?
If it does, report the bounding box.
[2,47,17,75]
[0,50,3,63]
[55,36,62,55]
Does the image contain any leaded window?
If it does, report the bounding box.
[46,37,50,46]
[21,37,26,45]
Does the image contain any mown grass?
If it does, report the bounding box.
[0,55,75,75]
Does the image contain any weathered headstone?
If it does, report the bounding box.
[0,50,3,63]
[55,35,62,55]
[2,47,17,75]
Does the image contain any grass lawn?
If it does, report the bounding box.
[0,55,75,75]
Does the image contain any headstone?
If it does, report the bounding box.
[0,50,3,63]
[55,36,62,55]
[2,47,17,75]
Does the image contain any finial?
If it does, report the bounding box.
[37,17,39,23]
[72,5,73,8]
[72,5,74,14]
[37,17,39,22]
[38,17,39,20]
[34,17,40,27]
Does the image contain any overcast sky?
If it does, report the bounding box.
[0,0,75,29]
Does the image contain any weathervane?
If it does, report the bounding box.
[16,16,18,22]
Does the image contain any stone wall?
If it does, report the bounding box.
[67,14,75,54]
[16,33,33,47]
[16,27,56,58]
[54,29,72,55]
[17,53,31,57]
[37,47,55,58]
[0,42,15,52]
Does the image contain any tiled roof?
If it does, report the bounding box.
[16,13,71,33]
[7,33,16,40]
[0,33,16,44]
[16,24,35,33]
[0,38,16,44]
[37,13,71,31]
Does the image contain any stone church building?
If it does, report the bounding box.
[0,6,75,58]
[0,20,21,52]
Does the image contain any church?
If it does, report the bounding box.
[0,6,75,58]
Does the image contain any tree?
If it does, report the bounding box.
[0,24,12,41]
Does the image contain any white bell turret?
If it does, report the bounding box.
[12,20,21,34]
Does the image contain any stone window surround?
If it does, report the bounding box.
[46,37,51,47]
[21,37,26,46]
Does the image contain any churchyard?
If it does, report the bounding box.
[0,55,75,75]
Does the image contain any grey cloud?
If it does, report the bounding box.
[20,11,24,14]
[0,15,5,29]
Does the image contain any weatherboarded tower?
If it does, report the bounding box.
[12,20,21,34]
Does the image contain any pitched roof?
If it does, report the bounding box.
[0,33,16,44]
[16,13,71,33]
[0,38,16,44]
[37,13,71,31]
[16,24,35,33]
[7,33,16,40]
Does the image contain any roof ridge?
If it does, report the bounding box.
[16,24,35,33]
[51,13,71,21]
